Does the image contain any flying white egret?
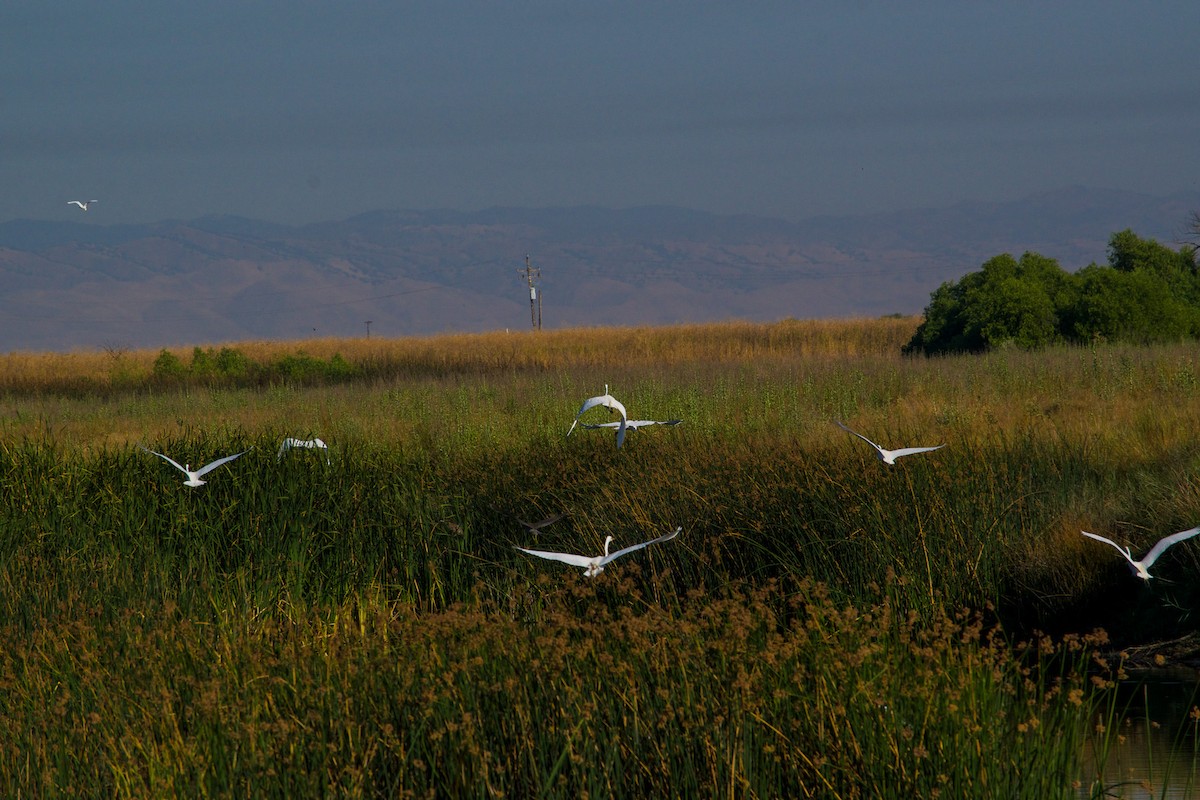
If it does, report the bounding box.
[516,526,681,577]
[1081,527,1200,581]
[139,445,250,487]
[277,437,330,464]
[67,200,98,211]
[579,418,681,446]
[579,419,682,432]
[834,420,944,465]
[567,385,628,448]
[518,512,567,535]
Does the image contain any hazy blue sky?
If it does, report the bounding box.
[4,1,1198,226]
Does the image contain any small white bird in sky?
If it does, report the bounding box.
[277,436,330,464]
[567,385,628,448]
[516,526,681,577]
[67,200,98,211]
[1081,526,1200,581]
[834,420,944,465]
[140,445,250,487]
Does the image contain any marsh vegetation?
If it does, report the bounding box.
[2,317,1198,796]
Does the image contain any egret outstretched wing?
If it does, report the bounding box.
[278,437,329,462]
[514,547,595,569]
[1081,531,1132,560]
[573,394,625,420]
[834,420,881,451]
[580,419,682,431]
[518,513,566,533]
[1142,526,1200,568]
[195,450,249,477]
[887,445,945,458]
[599,527,682,566]
[139,445,188,475]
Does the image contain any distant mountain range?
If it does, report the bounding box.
[1,186,1197,352]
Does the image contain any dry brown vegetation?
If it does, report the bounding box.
[0,316,919,392]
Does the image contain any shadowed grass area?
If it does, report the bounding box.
[2,319,1199,794]
[0,577,1111,798]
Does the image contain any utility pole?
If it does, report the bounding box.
[517,255,542,330]
[365,320,372,338]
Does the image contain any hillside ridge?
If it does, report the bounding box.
[1,186,1196,352]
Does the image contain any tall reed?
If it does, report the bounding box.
[0,577,1111,797]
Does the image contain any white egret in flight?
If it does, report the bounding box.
[1081,526,1200,581]
[68,200,98,211]
[518,512,567,536]
[567,385,628,448]
[277,437,330,464]
[579,419,681,432]
[834,420,944,465]
[516,526,681,577]
[139,445,250,487]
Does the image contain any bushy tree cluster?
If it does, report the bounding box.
[904,229,1200,354]
[151,346,357,386]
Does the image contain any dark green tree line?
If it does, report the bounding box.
[905,229,1200,354]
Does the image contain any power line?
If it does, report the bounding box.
[517,255,542,330]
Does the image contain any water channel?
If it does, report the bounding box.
[1078,666,1200,798]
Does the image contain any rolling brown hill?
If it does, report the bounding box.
[1,186,1196,352]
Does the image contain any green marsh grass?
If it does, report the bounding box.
[3,319,1200,795]
[1,577,1109,797]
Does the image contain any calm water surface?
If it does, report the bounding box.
[1078,667,1200,799]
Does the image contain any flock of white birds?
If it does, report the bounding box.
[136,380,1200,583]
[75,196,1198,583]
